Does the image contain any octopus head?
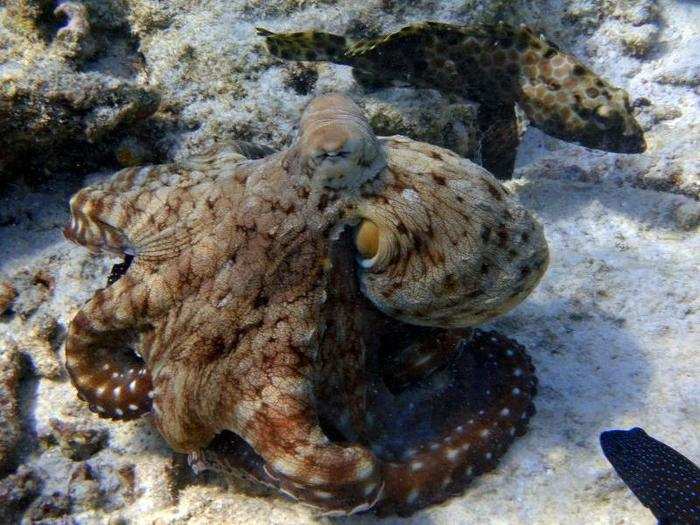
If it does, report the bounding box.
[352,138,549,329]
[293,93,387,189]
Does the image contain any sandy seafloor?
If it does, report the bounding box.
[0,0,698,523]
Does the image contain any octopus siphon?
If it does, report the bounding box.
[64,93,548,516]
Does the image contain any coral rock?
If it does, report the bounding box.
[49,418,107,461]
[0,342,22,472]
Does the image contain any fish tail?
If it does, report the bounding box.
[257,27,353,64]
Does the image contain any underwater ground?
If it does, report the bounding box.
[0,0,698,523]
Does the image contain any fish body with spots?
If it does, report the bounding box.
[260,21,646,179]
[601,428,700,524]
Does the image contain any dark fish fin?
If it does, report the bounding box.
[600,427,700,524]
[351,67,395,90]
[477,103,520,180]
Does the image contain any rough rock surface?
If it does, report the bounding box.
[0,342,22,473]
[0,0,697,524]
[0,0,161,179]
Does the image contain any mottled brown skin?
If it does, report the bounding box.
[259,21,646,179]
[64,94,547,515]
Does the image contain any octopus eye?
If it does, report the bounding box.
[355,220,380,262]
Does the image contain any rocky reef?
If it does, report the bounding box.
[0,0,698,523]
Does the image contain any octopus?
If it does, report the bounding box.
[259,21,646,179]
[64,93,549,516]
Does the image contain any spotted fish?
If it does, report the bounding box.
[258,22,646,179]
[600,428,700,524]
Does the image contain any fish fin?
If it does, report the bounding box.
[257,27,353,64]
[476,103,521,180]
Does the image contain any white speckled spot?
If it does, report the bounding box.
[410,461,424,472]
[445,448,460,462]
[279,487,297,500]
[512,387,521,395]
[115,408,124,416]
[500,408,511,417]
[513,368,523,377]
[430,442,440,451]
[364,482,377,496]
[95,385,106,397]
[314,490,333,499]
[271,458,299,478]
[351,502,372,514]
[485,452,493,460]
[113,386,122,399]
[128,404,138,411]
[401,188,420,203]
[413,353,433,367]
[355,460,375,481]
[461,443,471,452]
[404,448,418,459]
[480,429,490,438]
[129,379,138,392]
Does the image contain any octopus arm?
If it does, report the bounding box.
[237,397,383,514]
[65,275,155,420]
[223,302,384,515]
[194,327,537,517]
[64,163,227,261]
[368,330,538,516]
[476,102,521,180]
[151,293,384,514]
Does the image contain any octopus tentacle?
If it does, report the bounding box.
[378,323,472,393]
[366,329,537,516]
[149,287,384,513]
[65,275,154,420]
[240,405,383,514]
[64,162,227,261]
[194,327,535,517]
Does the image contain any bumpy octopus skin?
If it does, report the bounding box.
[64,93,547,516]
[260,21,646,179]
